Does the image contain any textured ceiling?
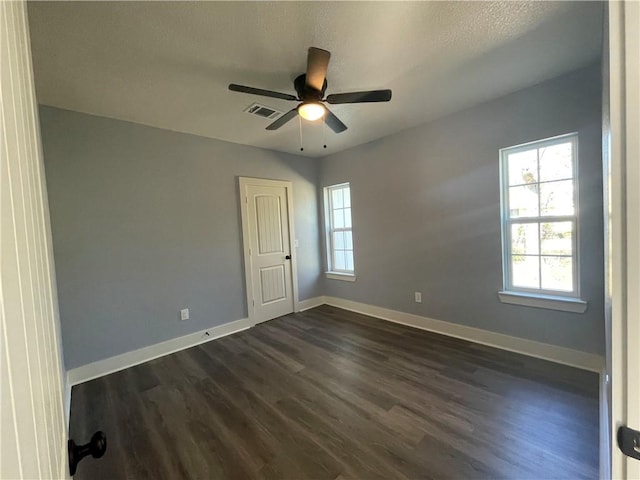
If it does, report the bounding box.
[27,1,603,158]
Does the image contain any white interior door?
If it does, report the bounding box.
[240,178,296,324]
[609,1,639,478]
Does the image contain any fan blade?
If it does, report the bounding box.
[323,107,347,133]
[306,47,331,91]
[326,89,392,104]
[266,108,298,130]
[229,84,297,101]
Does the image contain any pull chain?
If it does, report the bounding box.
[299,116,304,152]
[322,117,327,149]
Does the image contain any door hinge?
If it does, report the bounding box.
[245,196,248,204]
[249,248,252,256]
[252,299,255,307]
[617,425,640,460]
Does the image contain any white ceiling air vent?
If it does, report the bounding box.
[244,103,283,120]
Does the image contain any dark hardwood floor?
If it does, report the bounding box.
[69,305,599,479]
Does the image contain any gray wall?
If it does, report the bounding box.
[41,63,605,369]
[319,64,605,355]
[40,106,322,369]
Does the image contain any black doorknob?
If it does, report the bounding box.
[285,255,291,260]
[68,431,107,475]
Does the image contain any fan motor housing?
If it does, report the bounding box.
[294,74,327,101]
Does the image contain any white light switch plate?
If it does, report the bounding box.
[180,308,189,321]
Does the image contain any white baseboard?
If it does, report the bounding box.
[65,296,603,389]
[296,296,326,312]
[323,296,604,372]
[66,299,322,388]
[67,317,252,386]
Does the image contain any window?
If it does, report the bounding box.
[324,183,355,280]
[499,134,585,311]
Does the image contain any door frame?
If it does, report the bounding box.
[607,1,639,478]
[239,177,300,326]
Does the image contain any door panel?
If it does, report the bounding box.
[256,195,284,254]
[260,265,286,303]
[243,181,294,323]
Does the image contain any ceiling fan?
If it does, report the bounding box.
[228,47,392,133]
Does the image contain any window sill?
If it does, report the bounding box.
[498,291,587,313]
[325,272,356,282]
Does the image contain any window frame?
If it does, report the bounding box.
[324,183,356,279]
[499,133,581,300]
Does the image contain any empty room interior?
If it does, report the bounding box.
[3,1,640,479]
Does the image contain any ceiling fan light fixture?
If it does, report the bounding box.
[229,47,391,133]
[297,102,325,121]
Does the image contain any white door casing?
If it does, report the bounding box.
[608,1,639,478]
[1,1,69,478]
[239,178,298,324]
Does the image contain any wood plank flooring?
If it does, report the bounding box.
[69,305,599,479]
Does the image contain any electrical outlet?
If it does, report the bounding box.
[180,308,189,321]
[414,292,422,303]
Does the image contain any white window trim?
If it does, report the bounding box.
[324,183,356,279]
[497,291,587,313]
[498,133,587,312]
[325,271,357,282]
